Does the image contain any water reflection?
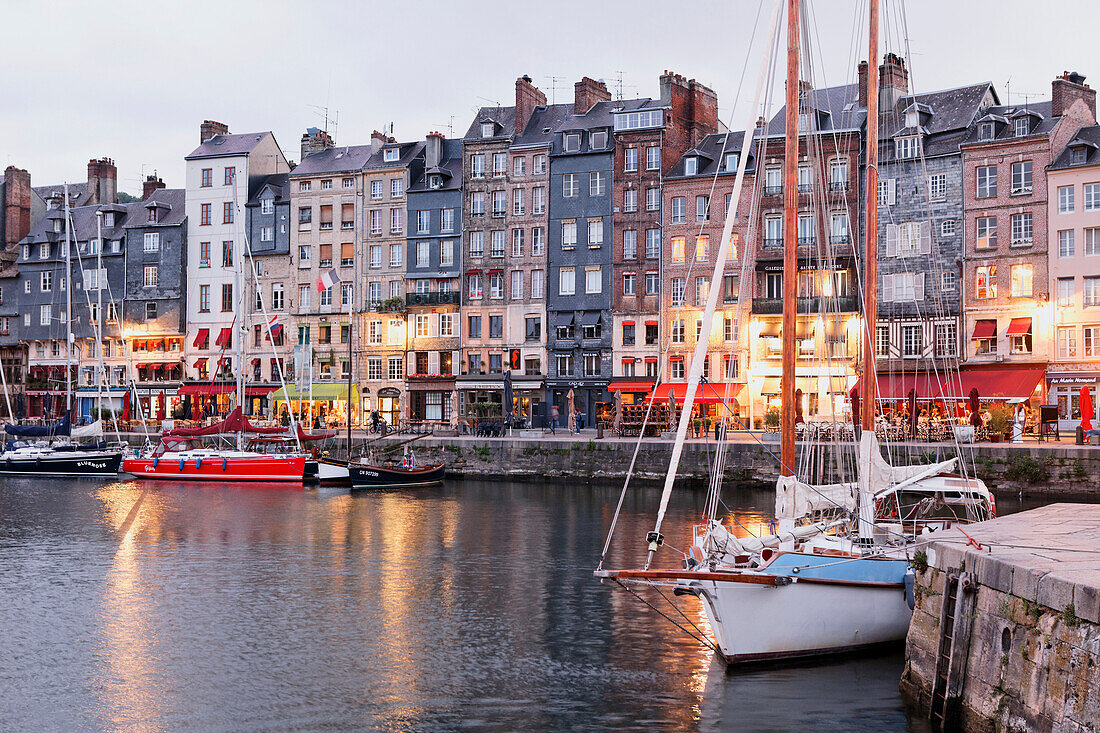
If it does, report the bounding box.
[0,477,952,730]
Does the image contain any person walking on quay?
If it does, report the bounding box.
[549,404,560,435]
[370,409,380,434]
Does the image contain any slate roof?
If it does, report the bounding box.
[33,182,89,206]
[880,82,998,158]
[513,103,574,146]
[1050,124,1100,170]
[464,105,519,140]
[960,100,1058,147]
[666,131,756,179]
[557,98,651,132]
[128,188,186,227]
[246,173,289,205]
[290,145,374,177]
[185,131,272,160]
[765,83,866,136]
[408,139,464,193]
[365,140,425,170]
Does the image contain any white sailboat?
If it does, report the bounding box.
[596,0,993,664]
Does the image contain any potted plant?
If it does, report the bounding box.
[987,403,1012,442]
[764,407,781,431]
[692,418,701,437]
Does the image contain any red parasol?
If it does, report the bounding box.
[121,391,131,421]
[156,393,166,421]
[908,388,918,438]
[968,387,982,427]
[1081,386,1093,432]
[191,398,201,422]
[849,385,860,426]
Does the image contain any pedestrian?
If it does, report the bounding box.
[370,409,380,433]
[550,404,560,434]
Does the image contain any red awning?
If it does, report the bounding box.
[644,320,658,326]
[193,357,208,368]
[214,328,232,347]
[251,358,261,365]
[178,383,236,395]
[855,367,1045,402]
[1006,317,1032,336]
[193,329,209,348]
[647,382,744,404]
[608,381,654,392]
[972,319,997,339]
[644,357,658,363]
[622,320,635,326]
[245,385,276,397]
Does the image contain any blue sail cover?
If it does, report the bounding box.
[5,412,71,437]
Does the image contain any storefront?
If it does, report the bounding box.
[134,385,182,423]
[457,374,546,426]
[273,383,361,428]
[373,387,402,428]
[407,376,455,423]
[75,387,128,422]
[545,379,608,431]
[1046,371,1100,432]
[854,366,1046,422]
[647,381,746,423]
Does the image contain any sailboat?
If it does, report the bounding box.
[0,183,125,477]
[596,0,993,664]
[122,171,308,483]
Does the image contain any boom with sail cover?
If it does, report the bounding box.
[5,412,71,437]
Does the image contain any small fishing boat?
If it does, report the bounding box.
[348,459,445,489]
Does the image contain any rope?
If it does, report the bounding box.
[610,578,722,655]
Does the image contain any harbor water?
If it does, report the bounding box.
[1,477,1040,731]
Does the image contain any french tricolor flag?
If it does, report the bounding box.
[316,268,341,293]
[265,314,282,341]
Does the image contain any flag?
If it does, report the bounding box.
[265,314,282,341]
[316,268,341,293]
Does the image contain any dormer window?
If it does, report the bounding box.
[725,153,738,172]
[563,133,581,152]
[1072,147,1087,165]
[481,122,494,138]
[383,148,399,162]
[429,175,443,189]
[261,198,274,215]
[684,157,698,176]
[53,220,62,234]
[147,208,157,223]
[905,109,919,128]
[590,130,608,149]
[895,137,919,160]
[978,122,995,141]
[1014,118,1029,137]
[103,212,115,228]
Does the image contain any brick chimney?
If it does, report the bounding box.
[660,71,719,151]
[425,131,445,169]
[370,130,389,154]
[1052,71,1097,118]
[200,120,229,144]
[574,76,610,115]
[857,61,869,108]
[515,75,547,135]
[879,53,909,112]
[142,174,165,200]
[300,127,335,160]
[86,157,117,205]
[2,166,31,250]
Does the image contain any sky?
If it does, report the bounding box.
[2,0,1098,194]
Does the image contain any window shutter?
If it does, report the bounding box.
[887,178,896,205]
[319,243,333,262]
[883,273,895,302]
[915,272,926,301]
[919,221,932,254]
[885,224,898,257]
[341,242,354,262]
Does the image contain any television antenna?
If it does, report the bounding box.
[433,115,456,137]
[544,76,568,105]
[306,104,340,140]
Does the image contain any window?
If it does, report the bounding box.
[590,130,607,149]
[695,276,708,304]
[585,266,601,294]
[491,153,507,177]
[671,278,685,307]
[469,231,484,258]
[941,220,956,237]
[391,178,403,198]
[299,206,313,228]
[39,304,50,326]
[1086,183,1100,211]
[684,157,697,176]
[613,232,635,264]
[416,241,429,267]
[724,273,740,302]
[975,265,997,299]
[200,203,211,225]
[696,195,710,222]
[141,231,161,253]
[583,354,600,378]
[1073,148,1088,165]
[201,168,212,187]
[383,148,399,162]
[671,320,685,343]
[39,271,51,292]
[557,354,574,377]
[1057,277,1075,307]
[642,187,657,212]
[878,178,896,206]
[901,325,922,358]
[695,236,708,262]
[470,154,485,178]
[223,202,233,224]
[532,187,546,214]
[590,171,607,196]
[671,197,685,223]
[438,313,454,337]
[390,208,403,233]
[624,148,638,172]
[365,244,380,268]
[513,156,526,177]
[942,271,957,291]
[440,240,454,267]
[272,283,284,310]
[531,270,544,298]
[978,122,995,141]
[491,230,506,257]
[884,272,925,301]
[1058,327,1078,358]
[645,229,660,259]
[1048,187,1071,221]
[646,272,659,295]
[529,227,545,257]
[416,210,430,234]
[533,155,546,174]
[976,165,997,198]
[622,188,637,213]
[143,266,158,287]
[1010,213,1033,246]
[671,236,685,263]
[935,323,957,357]
[1011,161,1033,194]
[1010,264,1033,298]
[441,208,455,232]
[669,360,684,380]
[145,302,157,320]
[199,284,210,312]
[1014,117,1029,137]
[414,314,431,338]
[511,270,523,299]
[623,273,636,295]
[467,273,483,301]
[646,146,660,170]
[1086,276,1100,306]
[764,215,782,246]
[831,212,851,242]
[563,133,581,152]
[220,240,233,267]
[587,218,603,247]
[261,226,273,242]
[928,173,947,201]
[1087,327,1100,358]
[975,217,997,250]
[489,315,503,339]
[512,189,524,215]
[559,267,575,295]
[561,220,577,250]
[1011,322,1033,355]
[563,173,578,198]
[367,357,383,381]
[1087,228,1100,256]
[797,165,812,192]
[895,137,919,159]
[220,283,233,312]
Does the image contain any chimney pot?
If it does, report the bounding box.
[142,174,165,200]
[200,119,229,144]
[574,76,611,115]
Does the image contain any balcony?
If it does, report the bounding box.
[829,181,849,191]
[798,236,816,246]
[751,295,859,314]
[830,234,851,244]
[798,184,813,193]
[763,237,783,248]
[763,185,783,196]
[406,292,460,306]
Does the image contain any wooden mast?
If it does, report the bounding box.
[780,0,800,476]
[861,0,880,431]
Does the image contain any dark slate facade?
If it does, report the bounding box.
[546,103,615,418]
[246,173,290,258]
[406,136,463,290]
[123,189,188,336]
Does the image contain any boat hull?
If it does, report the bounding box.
[122,454,306,482]
[0,450,123,477]
[348,462,445,488]
[317,458,350,484]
